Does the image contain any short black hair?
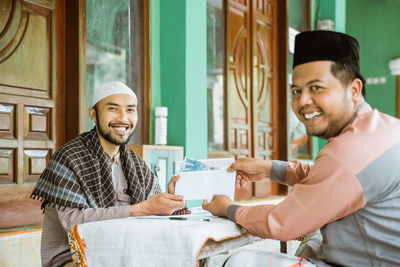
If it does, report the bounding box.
[331,61,366,97]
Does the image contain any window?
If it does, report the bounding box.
[207,0,226,154]
[86,0,131,129]
[287,0,312,160]
[86,0,149,144]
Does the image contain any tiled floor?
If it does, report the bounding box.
[0,230,41,267]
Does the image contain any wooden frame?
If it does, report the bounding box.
[65,0,86,141]
[54,0,66,148]
[276,0,289,162]
[130,0,151,144]
[286,0,313,161]
[275,0,289,195]
[207,0,228,159]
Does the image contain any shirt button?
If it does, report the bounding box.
[123,189,127,194]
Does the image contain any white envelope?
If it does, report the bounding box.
[175,169,236,200]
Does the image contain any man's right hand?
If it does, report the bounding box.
[227,158,272,188]
[129,193,185,216]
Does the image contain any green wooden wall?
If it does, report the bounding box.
[346,0,400,117]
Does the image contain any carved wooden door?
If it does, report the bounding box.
[227,0,279,199]
[0,0,65,228]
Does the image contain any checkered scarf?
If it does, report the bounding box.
[31,128,161,210]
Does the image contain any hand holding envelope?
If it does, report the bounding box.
[174,157,236,201]
[175,157,273,218]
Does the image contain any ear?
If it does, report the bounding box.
[349,78,363,102]
[88,107,97,123]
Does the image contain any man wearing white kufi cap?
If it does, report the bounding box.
[32,81,188,267]
[92,80,138,107]
[90,81,138,148]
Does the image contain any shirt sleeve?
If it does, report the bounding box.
[230,151,366,241]
[270,160,313,186]
[286,160,314,185]
[57,205,130,233]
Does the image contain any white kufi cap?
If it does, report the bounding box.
[92,81,137,107]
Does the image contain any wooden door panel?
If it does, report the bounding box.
[0,3,52,98]
[23,149,50,182]
[0,103,16,139]
[233,0,248,6]
[254,22,273,159]
[227,0,280,199]
[24,106,51,140]
[252,0,277,197]
[256,0,273,17]
[0,0,62,229]
[227,2,251,156]
[252,0,274,197]
[227,0,253,199]
[0,149,15,184]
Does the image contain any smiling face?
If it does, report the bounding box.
[89,94,138,154]
[291,61,362,139]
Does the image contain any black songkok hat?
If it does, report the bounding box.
[293,30,360,71]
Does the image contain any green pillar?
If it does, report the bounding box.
[312,0,346,32]
[183,1,208,159]
[157,0,207,159]
[150,0,161,144]
[151,0,207,207]
[151,0,207,159]
[335,0,346,32]
[314,0,346,32]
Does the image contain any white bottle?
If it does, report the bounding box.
[155,106,168,145]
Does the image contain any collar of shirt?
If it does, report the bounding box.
[104,151,121,165]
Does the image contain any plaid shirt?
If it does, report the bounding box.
[31,128,161,209]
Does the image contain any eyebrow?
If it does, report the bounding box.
[291,79,324,89]
[105,102,137,108]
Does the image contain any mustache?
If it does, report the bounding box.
[108,122,133,128]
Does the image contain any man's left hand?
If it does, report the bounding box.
[202,195,233,217]
[168,175,191,215]
[168,175,180,194]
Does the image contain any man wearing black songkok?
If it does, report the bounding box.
[203,31,400,266]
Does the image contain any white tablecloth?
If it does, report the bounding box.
[69,209,256,267]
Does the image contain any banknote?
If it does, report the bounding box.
[179,156,209,172]
[178,157,235,173]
